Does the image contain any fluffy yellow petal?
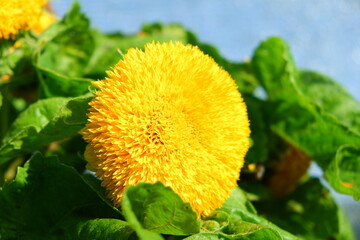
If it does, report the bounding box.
[81,42,250,217]
[0,0,47,39]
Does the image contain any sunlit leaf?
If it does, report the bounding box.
[122,182,200,237]
[0,94,92,168]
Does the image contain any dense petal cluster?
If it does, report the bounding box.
[81,42,250,216]
[0,0,50,39]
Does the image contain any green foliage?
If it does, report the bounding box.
[37,66,93,98]
[325,145,360,200]
[252,37,360,200]
[243,95,270,164]
[0,153,122,239]
[36,2,94,78]
[122,182,200,236]
[0,94,92,168]
[0,2,358,240]
[77,219,134,240]
[298,71,360,134]
[186,188,297,240]
[253,178,355,240]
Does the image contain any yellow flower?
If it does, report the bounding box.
[0,0,48,39]
[81,42,250,217]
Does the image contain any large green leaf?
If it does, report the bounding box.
[252,37,360,200]
[122,182,200,238]
[252,178,355,240]
[0,153,123,239]
[122,197,164,240]
[0,94,92,168]
[298,70,360,134]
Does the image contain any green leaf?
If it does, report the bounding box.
[325,145,360,200]
[221,60,259,95]
[213,187,297,240]
[252,37,298,101]
[122,187,164,240]
[218,209,296,240]
[187,210,291,240]
[0,86,14,143]
[201,211,230,233]
[80,31,122,79]
[81,173,117,209]
[121,206,164,240]
[200,211,282,240]
[183,233,223,240]
[221,187,257,214]
[62,94,93,125]
[252,36,360,199]
[0,153,122,239]
[122,182,200,237]
[36,65,93,98]
[0,36,40,145]
[43,135,87,172]
[186,226,281,240]
[0,94,92,168]
[253,178,355,240]
[243,95,270,164]
[76,219,133,240]
[298,70,360,135]
[0,35,38,89]
[182,186,296,240]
